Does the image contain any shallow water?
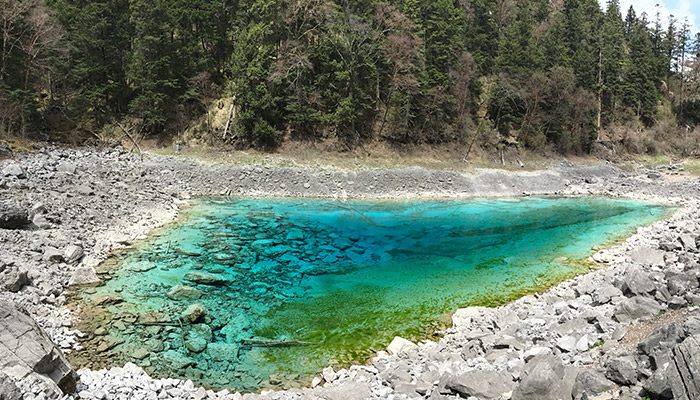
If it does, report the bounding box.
[73,197,671,391]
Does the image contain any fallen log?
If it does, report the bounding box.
[240,338,311,348]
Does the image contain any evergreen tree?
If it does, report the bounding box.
[623,12,659,124]
[598,0,627,125]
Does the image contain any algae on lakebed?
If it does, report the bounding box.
[70,197,672,392]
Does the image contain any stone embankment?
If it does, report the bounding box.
[1,144,699,399]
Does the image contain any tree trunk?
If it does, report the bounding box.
[596,49,603,141]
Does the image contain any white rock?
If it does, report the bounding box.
[576,335,590,352]
[523,346,552,361]
[386,336,417,355]
[311,377,322,387]
[452,306,489,328]
[322,366,337,383]
[556,336,577,353]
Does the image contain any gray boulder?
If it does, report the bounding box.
[0,268,29,292]
[605,355,638,385]
[68,267,100,286]
[680,234,697,252]
[621,266,656,296]
[572,370,616,400]
[666,273,699,296]
[638,323,685,356]
[0,203,29,230]
[43,247,64,263]
[1,163,25,179]
[0,302,77,396]
[0,372,22,400]
[592,285,623,305]
[64,245,84,264]
[445,370,515,399]
[57,161,76,174]
[669,334,700,400]
[613,296,663,323]
[629,246,665,267]
[644,367,673,399]
[512,355,569,400]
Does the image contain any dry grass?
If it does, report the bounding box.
[142,139,598,173]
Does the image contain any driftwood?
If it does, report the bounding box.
[115,121,144,161]
[240,338,311,348]
[135,321,180,327]
[223,102,234,140]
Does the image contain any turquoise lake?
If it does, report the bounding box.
[75,197,672,391]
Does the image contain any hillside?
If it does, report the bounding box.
[1,0,700,158]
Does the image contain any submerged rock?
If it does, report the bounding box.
[185,324,213,353]
[207,342,239,362]
[182,303,207,323]
[160,350,195,371]
[167,285,203,300]
[184,271,228,286]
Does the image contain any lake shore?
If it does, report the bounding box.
[1,144,699,400]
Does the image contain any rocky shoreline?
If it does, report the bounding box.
[1,144,699,400]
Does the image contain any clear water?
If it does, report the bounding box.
[74,197,671,391]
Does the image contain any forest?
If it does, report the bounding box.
[2,0,700,156]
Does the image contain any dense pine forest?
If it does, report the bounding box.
[1,0,700,155]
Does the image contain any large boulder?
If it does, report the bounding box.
[620,266,655,296]
[64,245,84,264]
[0,302,77,396]
[1,163,25,179]
[386,336,417,355]
[572,370,615,399]
[629,246,665,267]
[604,355,638,385]
[445,370,515,399]
[512,355,569,400]
[0,268,30,292]
[613,296,663,323]
[669,334,700,400]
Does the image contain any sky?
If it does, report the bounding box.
[598,0,700,35]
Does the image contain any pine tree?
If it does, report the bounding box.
[623,12,659,124]
[598,0,627,126]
